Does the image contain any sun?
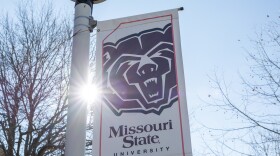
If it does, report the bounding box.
[79,83,100,104]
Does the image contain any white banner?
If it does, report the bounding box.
[94,9,192,156]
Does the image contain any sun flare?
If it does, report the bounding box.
[79,83,100,104]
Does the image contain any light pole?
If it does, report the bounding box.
[65,0,105,156]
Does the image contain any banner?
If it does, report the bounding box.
[94,9,192,156]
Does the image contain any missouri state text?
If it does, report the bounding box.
[109,120,173,148]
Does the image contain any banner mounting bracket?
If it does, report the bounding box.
[178,7,184,11]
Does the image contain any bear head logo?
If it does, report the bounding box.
[102,23,178,115]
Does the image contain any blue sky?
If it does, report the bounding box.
[1,0,280,155]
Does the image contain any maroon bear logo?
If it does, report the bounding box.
[102,23,178,115]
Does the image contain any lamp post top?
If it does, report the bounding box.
[71,0,106,4]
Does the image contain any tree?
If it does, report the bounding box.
[0,2,72,155]
[203,21,280,155]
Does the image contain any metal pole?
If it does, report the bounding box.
[65,1,92,156]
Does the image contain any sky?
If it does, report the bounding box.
[1,0,280,155]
